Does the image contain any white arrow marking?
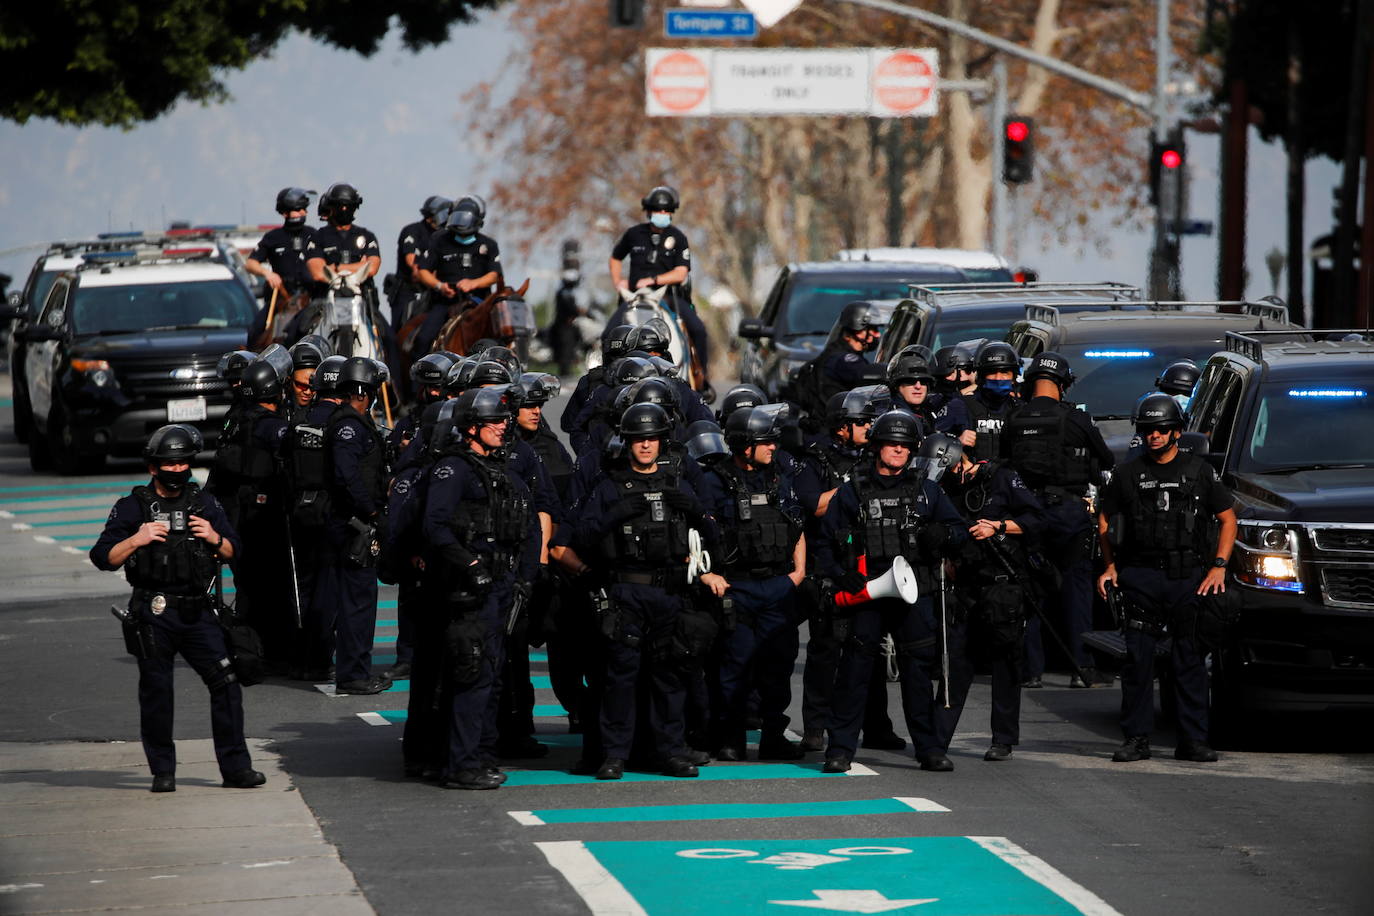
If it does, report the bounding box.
[768,890,937,913]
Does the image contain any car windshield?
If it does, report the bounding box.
[1238,377,1374,473]
[1066,341,1224,418]
[929,306,1025,349]
[71,279,254,336]
[780,271,960,337]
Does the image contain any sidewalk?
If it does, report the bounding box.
[0,738,372,915]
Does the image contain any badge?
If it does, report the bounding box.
[355,236,366,249]
[664,237,676,250]
[479,244,488,255]
[150,595,166,615]
[683,249,690,261]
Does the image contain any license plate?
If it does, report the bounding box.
[167,397,207,422]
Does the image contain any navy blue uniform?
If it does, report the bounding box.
[247,226,317,346]
[960,388,1018,463]
[391,219,434,328]
[608,222,709,374]
[91,483,249,780]
[413,231,503,357]
[306,224,381,291]
[816,466,969,761]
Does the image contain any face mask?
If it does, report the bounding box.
[1171,393,1191,413]
[456,233,477,245]
[155,468,192,490]
[649,213,671,229]
[981,378,1015,398]
[284,215,305,230]
[329,210,352,227]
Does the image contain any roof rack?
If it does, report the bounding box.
[1225,329,1373,361]
[73,247,223,271]
[908,281,1140,307]
[1145,300,1290,322]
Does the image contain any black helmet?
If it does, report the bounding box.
[1155,360,1201,396]
[1135,393,1185,432]
[627,320,671,355]
[312,355,346,393]
[517,372,560,406]
[869,409,922,446]
[217,350,255,384]
[911,432,963,482]
[421,195,452,219]
[453,385,515,434]
[646,355,679,379]
[239,360,283,401]
[933,345,975,376]
[975,341,1019,376]
[838,301,882,334]
[455,194,488,220]
[852,383,894,417]
[887,348,936,385]
[468,360,514,387]
[603,324,636,361]
[685,419,729,466]
[825,389,878,429]
[324,182,362,209]
[479,345,522,378]
[289,339,326,370]
[339,356,382,395]
[620,402,672,439]
[641,186,679,212]
[612,356,658,387]
[445,357,479,395]
[725,405,782,453]
[411,352,457,389]
[627,376,679,413]
[427,400,461,455]
[143,424,203,462]
[275,187,310,214]
[1023,351,1074,389]
[716,383,767,424]
[447,203,483,235]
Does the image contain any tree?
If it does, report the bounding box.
[0,0,502,127]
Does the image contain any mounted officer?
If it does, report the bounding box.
[412,200,503,358]
[391,195,451,329]
[245,187,316,348]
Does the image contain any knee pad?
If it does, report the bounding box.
[202,657,238,692]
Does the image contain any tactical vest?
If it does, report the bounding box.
[599,467,689,566]
[946,459,1004,519]
[1004,399,1091,492]
[287,402,350,494]
[962,392,1011,461]
[710,462,801,575]
[805,440,862,490]
[124,484,218,593]
[219,404,277,483]
[326,409,387,519]
[213,402,249,480]
[445,451,532,569]
[1112,454,1217,574]
[850,466,930,566]
[527,428,574,502]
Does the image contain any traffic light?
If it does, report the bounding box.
[1002,116,1035,184]
[610,0,643,27]
[561,239,581,273]
[1149,129,1186,206]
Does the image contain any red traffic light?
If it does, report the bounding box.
[1005,120,1030,143]
[1160,148,1182,169]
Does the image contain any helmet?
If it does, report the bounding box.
[627,320,672,355]
[685,420,729,466]
[217,350,255,384]
[339,356,382,395]
[239,360,283,401]
[255,343,293,384]
[453,385,515,432]
[455,195,487,220]
[646,355,679,378]
[627,376,679,413]
[975,341,1019,376]
[716,383,767,424]
[290,339,327,370]
[869,409,922,446]
[324,183,362,210]
[838,301,882,334]
[275,187,310,214]
[641,186,679,212]
[421,195,452,219]
[933,345,975,376]
[603,324,635,361]
[1023,351,1075,389]
[143,424,203,462]
[887,348,936,385]
[612,356,658,387]
[312,355,346,393]
[1155,360,1201,396]
[911,432,963,482]
[427,400,462,455]
[852,383,894,417]
[411,352,457,389]
[445,357,479,394]
[447,203,483,235]
[468,360,514,387]
[479,345,522,378]
[1135,393,1185,431]
[825,389,878,428]
[517,372,560,406]
[620,402,672,439]
[725,405,782,453]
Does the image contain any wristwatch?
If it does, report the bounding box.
[1212,556,1227,568]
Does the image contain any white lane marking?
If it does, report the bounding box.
[769,889,937,912]
[968,836,1123,916]
[845,763,879,776]
[536,840,648,916]
[242,860,293,868]
[892,796,950,813]
[33,535,55,544]
[148,875,179,880]
[0,510,13,518]
[508,810,546,826]
[0,884,45,893]
[357,712,390,726]
[315,684,338,696]
[11,522,30,530]
[61,546,82,555]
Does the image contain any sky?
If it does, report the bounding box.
[0,9,1344,314]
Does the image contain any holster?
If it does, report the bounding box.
[446,613,489,686]
[112,604,160,660]
[597,591,640,649]
[345,516,379,569]
[666,607,719,665]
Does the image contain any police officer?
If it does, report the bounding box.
[608,186,711,389]
[286,336,330,424]
[1096,394,1236,764]
[887,347,969,439]
[699,406,807,761]
[1127,360,1203,457]
[392,196,451,329]
[423,387,540,789]
[570,403,727,779]
[392,353,457,463]
[412,201,503,358]
[306,184,381,297]
[206,350,257,530]
[246,188,316,348]
[321,357,391,695]
[790,302,884,427]
[562,324,634,441]
[815,410,969,773]
[933,345,976,397]
[90,425,264,793]
[1001,352,1116,688]
[626,321,714,424]
[550,266,587,377]
[932,434,1044,762]
[960,341,1020,461]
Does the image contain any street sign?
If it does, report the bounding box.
[1170,219,1214,236]
[665,9,757,38]
[644,48,940,117]
[738,0,803,27]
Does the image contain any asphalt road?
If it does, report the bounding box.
[1,384,1372,915]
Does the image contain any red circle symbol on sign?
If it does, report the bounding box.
[649,51,710,113]
[873,52,935,114]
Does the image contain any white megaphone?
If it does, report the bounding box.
[834,556,920,607]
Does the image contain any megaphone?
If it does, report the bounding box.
[834,556,919,607]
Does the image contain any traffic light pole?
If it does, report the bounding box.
[991,59,1008,259]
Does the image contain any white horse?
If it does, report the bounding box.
[600,287,703,390]
[306,265,388,363]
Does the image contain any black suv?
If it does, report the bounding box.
[737,261,967,399]
[1004,301,1297,456]
[15,249,256,473]
[1186,330,1374,723]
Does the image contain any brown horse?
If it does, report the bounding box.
[248,288,311,350]
[398,279,535,366]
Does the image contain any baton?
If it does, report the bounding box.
[284,514,303,630]
[938,558,951,709]
[985,534,1093,686]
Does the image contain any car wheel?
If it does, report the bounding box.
[48,402,88,476]
[27,422,53,471]
[11,377,32,444]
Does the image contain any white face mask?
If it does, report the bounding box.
[649,213,671,229]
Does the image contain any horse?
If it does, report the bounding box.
[248,287,311,351]
[398,279,536,364]
[295,265,399,422]
[606,286,707,393]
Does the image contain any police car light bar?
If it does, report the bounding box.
[1286,389,1367,398]
[1083,350,1152,358]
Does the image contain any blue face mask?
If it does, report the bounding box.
[456,233,477,245]
[1172,393,1191,413]
[649,213,672,229]
[981,378,1015,398]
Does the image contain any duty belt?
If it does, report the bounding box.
[614,569,676,587]
[132,589,209,616]
[725,563,791,580]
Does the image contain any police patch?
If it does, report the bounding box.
[337,426,357,441]
[356,236,366,249]
[664,237,676,250]
[683,249,690,261]
[479,244,488,255]
[394,478,411,495]
[434,465,455,480]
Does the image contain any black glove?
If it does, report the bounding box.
[917,522,950,555]
[838,570,868,594]
[661,489,694,514]
[607,495,647,524]
[463,559,493,590]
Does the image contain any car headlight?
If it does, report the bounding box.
[1234,523,1303,593]
[71,358,115,387]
